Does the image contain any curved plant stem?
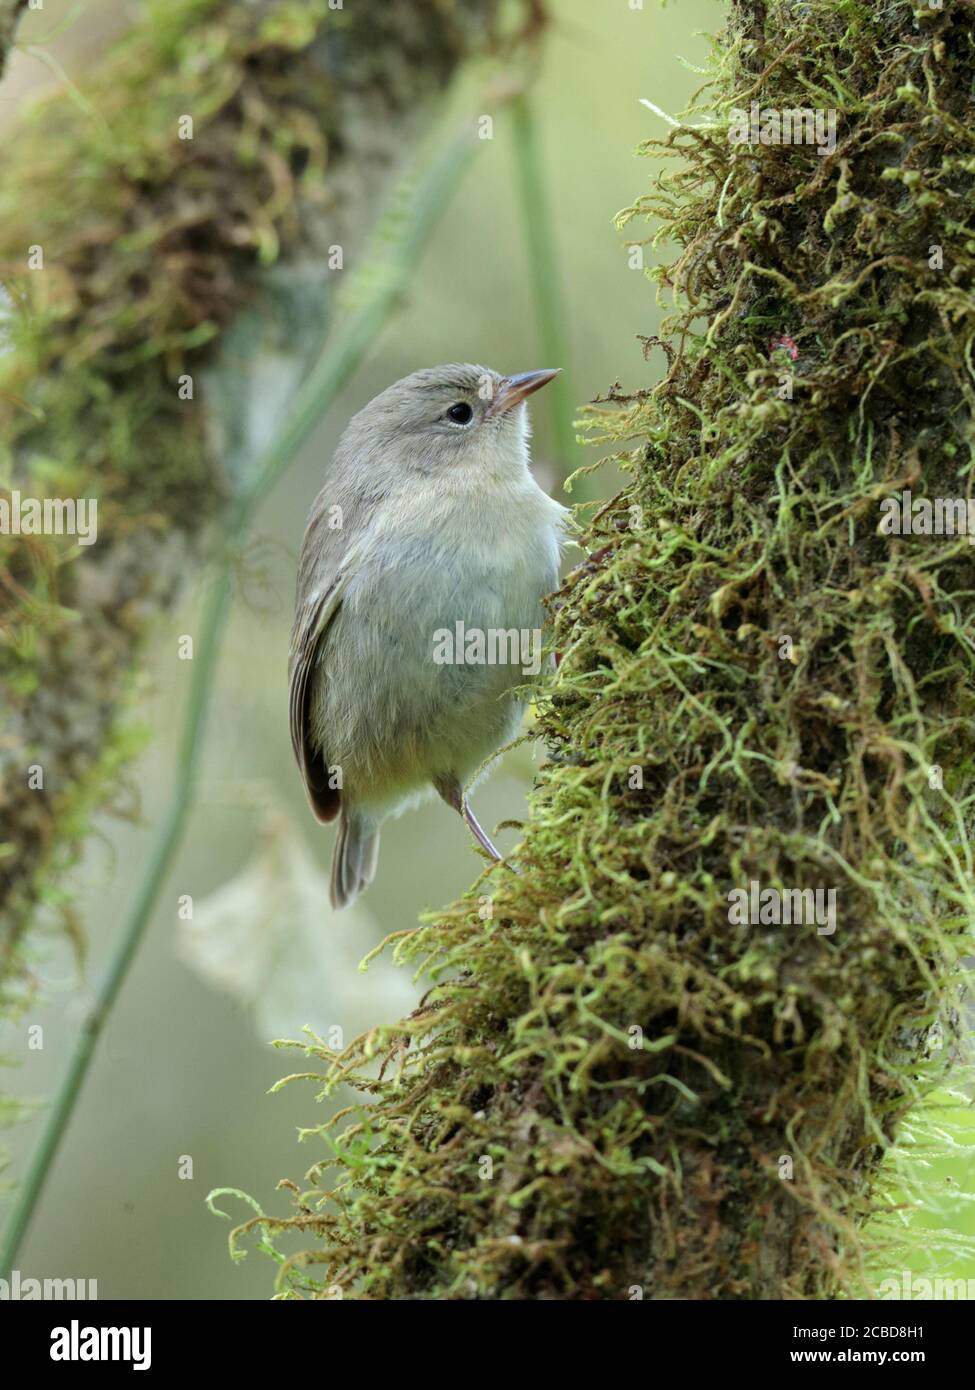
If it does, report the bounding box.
[0,126,478,1280]
[510,92,574,475]
[0,566,232,1280]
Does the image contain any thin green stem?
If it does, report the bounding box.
[0,568,232,1279]
[0,127,477,1280]
[510,92,574,475]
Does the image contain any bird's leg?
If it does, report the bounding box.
[434,775,504,862]
[462,799,504,862]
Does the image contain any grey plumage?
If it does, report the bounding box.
[288,363,568,909]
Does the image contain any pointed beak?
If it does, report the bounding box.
[485,368,561,418]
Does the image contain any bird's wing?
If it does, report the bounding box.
[288,503,360,823]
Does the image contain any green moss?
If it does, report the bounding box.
[226,0,975,1298]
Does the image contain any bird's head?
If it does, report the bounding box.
[337,363,560,488]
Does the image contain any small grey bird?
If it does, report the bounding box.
[288,363,568,909]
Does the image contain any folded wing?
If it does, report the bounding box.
[288,501,359,823]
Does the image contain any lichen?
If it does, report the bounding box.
[230,0,975,1299]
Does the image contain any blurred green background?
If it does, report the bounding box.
[4,0,972,1301]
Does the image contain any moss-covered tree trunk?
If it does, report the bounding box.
[271,0,974,1299]
[0,0,508,1005]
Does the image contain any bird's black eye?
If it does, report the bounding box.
[446,402,473,424]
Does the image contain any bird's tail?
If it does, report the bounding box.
[330,810,380,910]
